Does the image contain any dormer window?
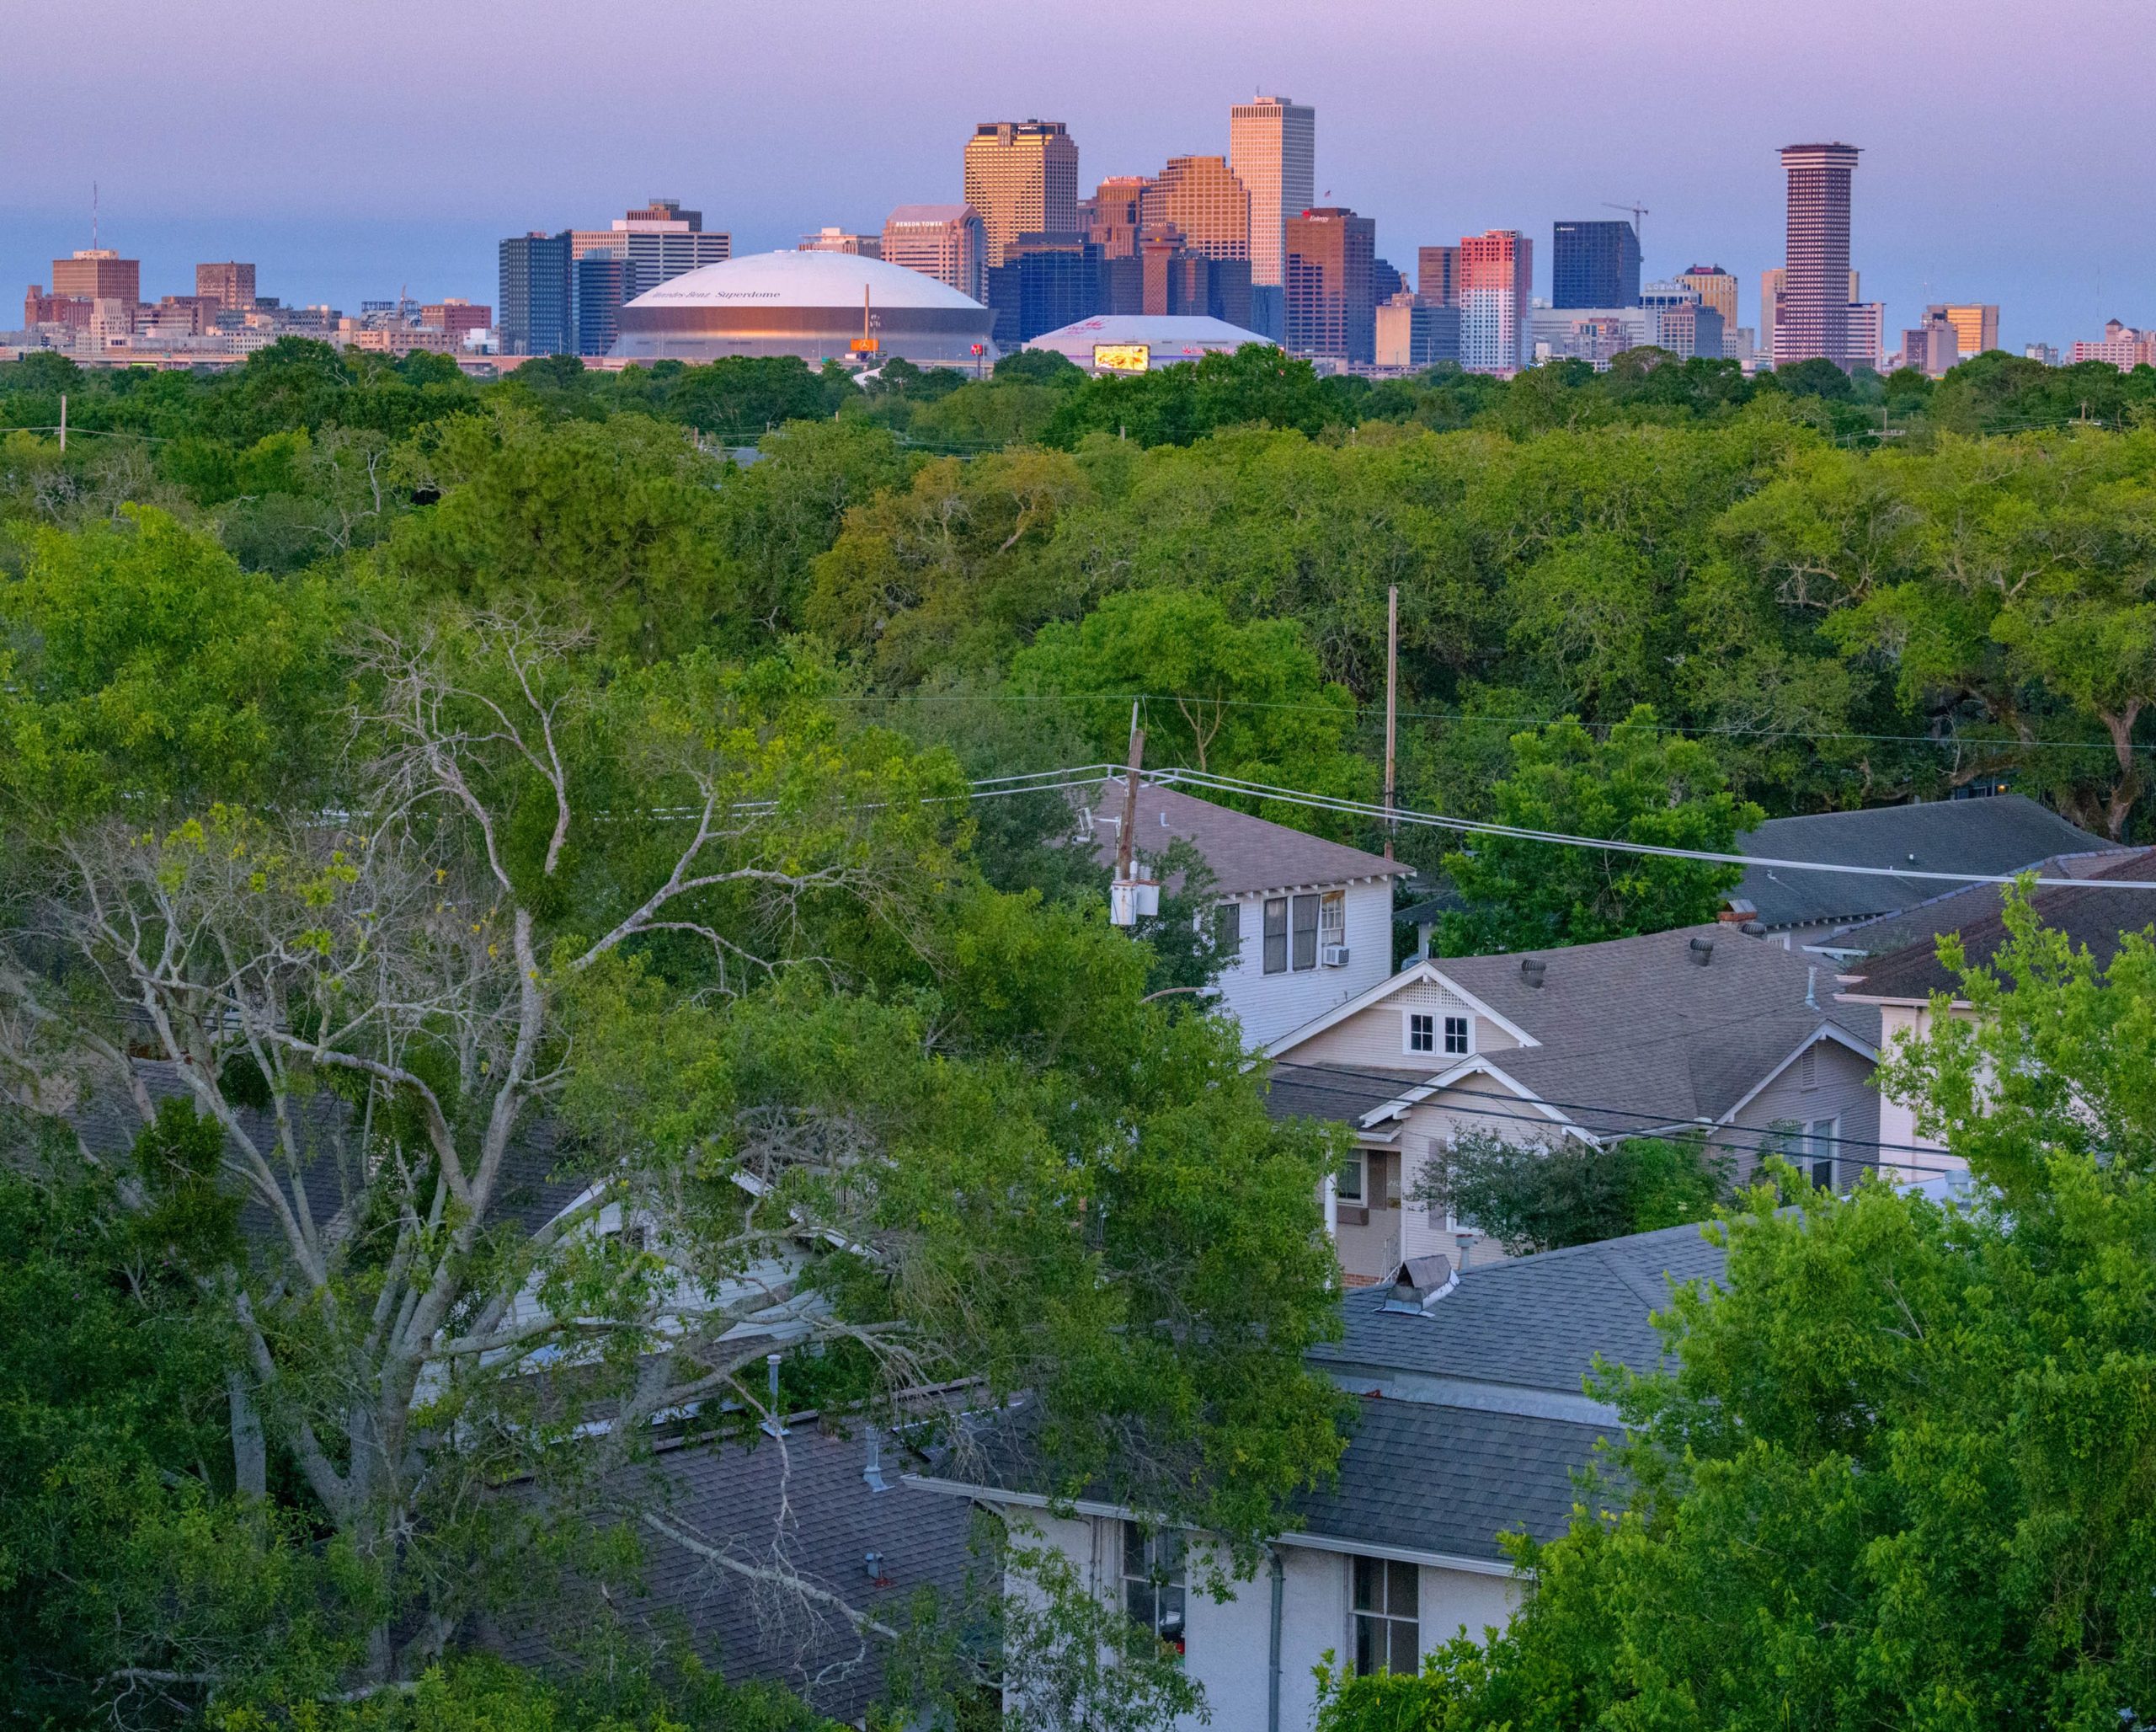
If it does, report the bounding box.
[1443,1014,1470,1055]
[1405,1011,1471,1057]
[1407,1013,1436,1054]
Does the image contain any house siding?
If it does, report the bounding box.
[1725,1034,1881,1189]
[1279,975,1524,1067]
[1010,1510,1518,1732]
[1214,879,1396,1049]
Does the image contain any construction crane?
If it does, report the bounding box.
[1603,200,1650,260]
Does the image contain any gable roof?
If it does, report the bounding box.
[1314,1220,1726,1397]
[1270,927,1878,1139]
[1732,795,2111,931]
[1839,845,2156,1003]
[1081,782,1409,899]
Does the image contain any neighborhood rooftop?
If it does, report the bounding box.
[1732,794,2112,931]
[1081,780,1410,898]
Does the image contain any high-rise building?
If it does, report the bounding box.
[1677,265,1737,329]
[1460,229,1533,373]
[1899,312,1961,377]
[1760,265,1860,362]
[574,255,639,356]
[498,231,574,355]
[1373,259,1407,303]
[1927,303,1999,359]
[799,227,882,258]
[1139,156,1251,263]
[1416,244,1462,307]
[983,232,1103,347]
[1652,302,1725,361]
[1229,95,1315,291]
[570,199,731,291]
[1284,206,1375,364]
[1374,292,1462,369]
[51,249,140,306]
[195,261,256,311]
[1847,302,1886,372]
[1081,177,1152,260]
[964,120,1080,269]
[882,205,987,304]
[1774,142,1861,369]
[1551,220,1641,308]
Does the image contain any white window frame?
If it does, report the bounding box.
[1351,1553,1420,1676]
[1442,1013,1471,1056]
[1405,1011,1437,1055]
[1336,1150,1365,1203]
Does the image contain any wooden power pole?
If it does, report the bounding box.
[1383,585,1399,859]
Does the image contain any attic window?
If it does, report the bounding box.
[1406,1012,1436,1054]
[1800,1044,1818,1091]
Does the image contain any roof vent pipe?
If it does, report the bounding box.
[1520,958,1546,988]
[1689,936,1715,966]
[1806,965,1818,1010]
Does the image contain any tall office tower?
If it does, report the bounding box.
[1081,176,1152,259]
[498,231,574,355]
[1759,264,1860,361]
[1775,142,1861,369]
[1847,302,1886,372]
[882,205,988,303]
[1652,302,1725,361]
[195,261,256,310]
[574,255,638,356]
[1416,244,1462,307]
[1284,206,1375,364]
[798,227,883,257]
[1677,265,1737,329]
[1139,156,1251,261]
[1927,303,2000,358]
[571,198,730,290]
[51,249,140,305]
[1550,220,1641,307]
[1373,259,1406,302]
[1230,94,1315,290]
[1459,229,1533,373]
[983,232,1103,347]
[964,120,1080,268]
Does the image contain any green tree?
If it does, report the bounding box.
[1411,1128,1729,1255]
[1438,705,1764,953]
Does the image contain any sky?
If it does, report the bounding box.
[3,0,2148,350]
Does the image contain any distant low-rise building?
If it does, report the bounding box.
[1374,292,1462,369]
[1529,304,1649,368]
[195,261,256,310]
[798,227,882,258]
[2068,319,2155,370]
[1025,312,1271,373]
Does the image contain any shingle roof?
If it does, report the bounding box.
[1288,1398,1612,1565]
[1313,1221,1726,1395]
[1840,846,2156,1002]
[1270,927,1879,1138]
[496,1425,975,1726]
[1081,783,1409,899]
[1733,795,2111,931]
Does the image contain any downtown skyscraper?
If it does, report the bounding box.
[1229,95,1315,291]
[1460,229,1532,373]
[964,120,1080,269]
[1774,142,1861,369]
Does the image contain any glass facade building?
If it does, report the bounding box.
[1551,220,1641,308]
[498,231,574,356]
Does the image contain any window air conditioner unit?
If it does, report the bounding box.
[1321,944,1350,967]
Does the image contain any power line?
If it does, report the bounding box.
[1138,765,2156,891]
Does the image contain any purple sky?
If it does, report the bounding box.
[5,0,2148,350]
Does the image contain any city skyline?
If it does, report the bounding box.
[4,0,2151,349]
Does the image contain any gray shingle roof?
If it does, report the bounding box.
[1827,847,2151,960]
[1733,794,2111,931]
[1840,845,2156,1002]
[497,1425,975,1727]
[1270,927,1879,1137]
[1081,783,1409,899]
[1289,1398,1612,1566]
[1315,1221,1724,1394]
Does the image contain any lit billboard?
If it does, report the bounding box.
[1091,342,1151,373]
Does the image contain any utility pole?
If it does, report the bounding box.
[57,393,66,453]
[1383,585,1399,860]
[1116,700,1145,885]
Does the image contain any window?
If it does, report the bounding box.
[1263,898,1288,975]
[1443,1014,1470,1056]
[1352,1556,1419,1676]
[1123,1526,1186,1654]
[1213,902,1241,960]
[1337,1152,1364,1202]
[1320,890,1346,947]
[1406,1012,1436,1054]
[1806,1117,1839,1191]
[1291,894,1321,970]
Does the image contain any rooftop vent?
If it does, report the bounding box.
[1689,936,1715,966]
[1520,957,1546,988]
[1381,1254,1457,1314]
[862,1424,889,1493]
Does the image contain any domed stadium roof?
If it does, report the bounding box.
[627,249,986,313]
[613,250,995,366]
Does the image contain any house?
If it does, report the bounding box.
[1082,783,1412,1048]
[910,1221,1727,1732]
[1263,926,1879,1283]
[1836,847,2156,1177]
[1728,794,2115,953]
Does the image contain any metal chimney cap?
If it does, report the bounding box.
[1519,957,1546,986]
[1689,936,1715,965]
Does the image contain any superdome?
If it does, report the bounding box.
[611,250,996,366]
